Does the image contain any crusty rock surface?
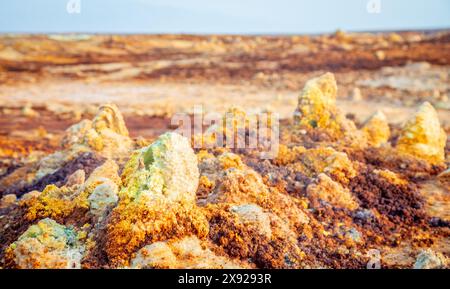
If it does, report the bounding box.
[294,72,338,128]
[413,249,447,269]
[130,236,245,269]
[104,132,207,266]
[362,111,390,147]
[5,218,84,269]
[306,173,359,210]
[202,152,309,229]
[0,194,17,209]
[62,104,133,159]
[396,102,446,164]
[120,132,199,202]
[230,204,272,238]
[0,104,132,198]
[293,72,365,145]
[65,169,86,188]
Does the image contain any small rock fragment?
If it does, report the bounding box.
[0,194,17,209]
[388,33,403,43]
[21,103,39,118]
[345,228,362,243]
[350,87,362,101]
[230,204,272,238]
[130,242,176,268]
[306,173,359,210]
[92,104,129,137]
[375,50,385,61]
[88,181,118,219]
[65,169,86,187]
[413,249,447,269]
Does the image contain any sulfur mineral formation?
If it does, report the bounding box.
[229,204,273,238]
[130,236,245,269]
[306,173,359,210]
[62,103,133,159]
[201,152,309,229]
[105,132,208,266]
[279,146,357,185]
[362,110,390,147]
[23,159,120,223]
[119,132,199,202]
[5,218,84,269]
[396,102,446,164]
[0,104,133,198]
[294,72,339,129]
[293,72,365,145]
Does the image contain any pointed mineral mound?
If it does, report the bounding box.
[121,132,199,203]
[397,102,446,164]
[62,103,132,158]
[293,73,366,146]
[92,104,129,137]
[294,72,338,128]
[106,132,207,266]
[362,110,390,147]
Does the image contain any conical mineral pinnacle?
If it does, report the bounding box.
[397,102,446,164]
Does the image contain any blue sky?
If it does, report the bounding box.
[0,0,449,34]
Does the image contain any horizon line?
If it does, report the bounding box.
[1,27,449,37]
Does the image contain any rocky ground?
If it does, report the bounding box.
[0,31,449,268]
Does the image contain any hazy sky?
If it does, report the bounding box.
[0,0,449,34]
